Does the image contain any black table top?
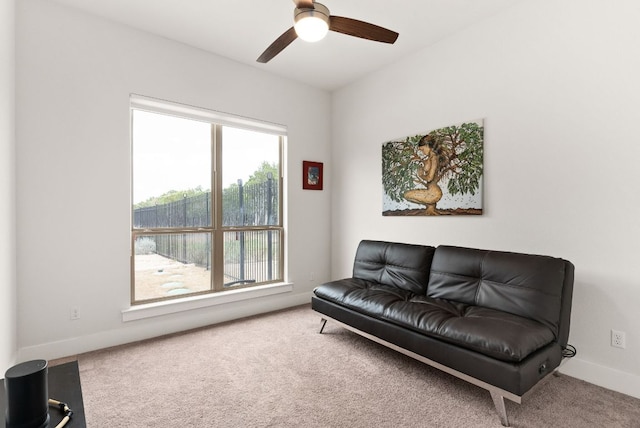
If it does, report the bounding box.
[1,360,86,427]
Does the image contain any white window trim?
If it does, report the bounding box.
[122,282,293,322]
[130,94,287,136]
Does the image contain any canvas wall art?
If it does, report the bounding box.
[382,119,484,216]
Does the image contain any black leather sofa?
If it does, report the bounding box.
[311,240,575,426]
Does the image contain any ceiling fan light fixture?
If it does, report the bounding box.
[294,3,330,42]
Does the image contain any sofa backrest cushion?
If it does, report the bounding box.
[353,240,436,295]
[427,245,573,340]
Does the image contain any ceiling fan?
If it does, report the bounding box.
[257,0,399,63]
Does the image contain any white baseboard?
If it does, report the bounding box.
[559,357,640,399]
[18,291,314,363]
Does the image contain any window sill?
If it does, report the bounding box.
[121,282,293,322]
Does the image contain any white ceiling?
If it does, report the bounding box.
[49,0,519,91]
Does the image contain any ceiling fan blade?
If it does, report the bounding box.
[293,0,315,8]
[329,16,399,44]
[257,27,298,63]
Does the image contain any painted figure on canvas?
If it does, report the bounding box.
[382,120,484,216]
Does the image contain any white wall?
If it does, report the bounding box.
[15,0,331,360]
[0,0,17,373]
[331,0,640,398]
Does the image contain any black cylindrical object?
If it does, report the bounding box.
[4,359,50,428]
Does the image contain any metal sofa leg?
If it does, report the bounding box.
[319,318,327,334]
[490,391,510,427]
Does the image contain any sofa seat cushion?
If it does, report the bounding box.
[314,280,555,363]
[315,278,415,315]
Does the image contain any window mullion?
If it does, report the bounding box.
[213,124,225,292]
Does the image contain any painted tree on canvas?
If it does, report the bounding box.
[382,121,483,215]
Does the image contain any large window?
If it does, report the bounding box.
[131,96,285,305]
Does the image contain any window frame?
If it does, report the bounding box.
[130,95,286,306]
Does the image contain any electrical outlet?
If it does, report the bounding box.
[611,329,626,349]
[70,307,80,321]
[310,272,315,282]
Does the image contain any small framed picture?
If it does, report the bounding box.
[302,161,323,190]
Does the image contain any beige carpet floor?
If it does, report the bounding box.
[77,305,640,427]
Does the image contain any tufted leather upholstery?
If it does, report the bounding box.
[314,278,555,362]
[312,240,575,396]
[427,245,574,346]
[352,240,435,294]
